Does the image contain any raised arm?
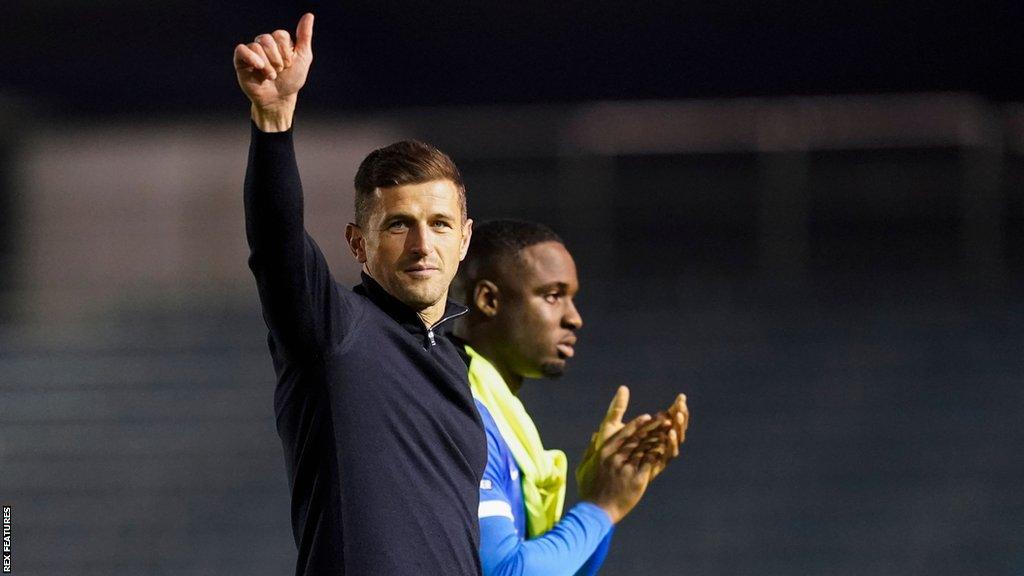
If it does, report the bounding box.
[238,15,354,360]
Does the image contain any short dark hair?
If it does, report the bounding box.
[353,140,466,227]
[454,219,564,303]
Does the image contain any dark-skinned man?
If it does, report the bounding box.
[235,14,485,576]
[450,220,689,575]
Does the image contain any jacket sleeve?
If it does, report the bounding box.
[480,502,614,576]
[243,123,356,362]
[573,527,614,576]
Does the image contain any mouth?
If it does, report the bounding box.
[556,342,575,359]
[403,265,440,279]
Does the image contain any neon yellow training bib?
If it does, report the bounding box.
[465,344,567,537]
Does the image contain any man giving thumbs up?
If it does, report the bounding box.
[236,14,487,576]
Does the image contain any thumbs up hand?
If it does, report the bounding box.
[233,13,315,131]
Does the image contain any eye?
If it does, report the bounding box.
[431,220,453,229]
[386,221,408,232]
[543,293,561,304]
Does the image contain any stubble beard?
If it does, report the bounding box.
[393,276,448,311]
[541,361,566,379]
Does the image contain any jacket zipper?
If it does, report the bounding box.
[425,307,468,348]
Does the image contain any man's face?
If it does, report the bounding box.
[352,179,471,311]
[494,241,583,379]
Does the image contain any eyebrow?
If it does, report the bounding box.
[380,214,413,227]
[382,211,456,223]
[536,282,570,292]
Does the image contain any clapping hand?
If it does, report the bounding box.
[576,387,690,523]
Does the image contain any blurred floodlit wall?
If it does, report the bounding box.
[10,120,406,325]
[9,93,1023,326]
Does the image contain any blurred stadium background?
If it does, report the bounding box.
[1,2,1022,575]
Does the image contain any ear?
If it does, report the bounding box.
[345,223,367,263]
[459,218,473,261]
[472,279,500,318]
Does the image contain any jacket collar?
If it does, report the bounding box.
[354,272,468,336]
[448,334,473,367]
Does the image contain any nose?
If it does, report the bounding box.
[405,221,433,258]
[563,298,583,330]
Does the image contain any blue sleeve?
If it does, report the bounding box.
[573,526,614,576]
[480,502,614,576]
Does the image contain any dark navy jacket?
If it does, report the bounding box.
[244,124,486,576]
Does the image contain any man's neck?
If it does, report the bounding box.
[453,328,524,395]
[498,365,523,396]
[416,297,449,327]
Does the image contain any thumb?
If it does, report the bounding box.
[602,386,629,428]
[295,13,315,55]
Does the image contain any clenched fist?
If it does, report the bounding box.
[233,13,315,132]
